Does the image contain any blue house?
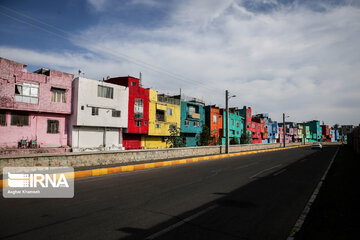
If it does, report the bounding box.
[179,98,205,147]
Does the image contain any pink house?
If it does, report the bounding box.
[0,57,73,148]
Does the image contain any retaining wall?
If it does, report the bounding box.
[0,142,305,172]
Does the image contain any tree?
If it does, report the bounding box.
[230,137,239,145]
[197,124,212,146]
[167,127,186,148]
[240,132,251,144]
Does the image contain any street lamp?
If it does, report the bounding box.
[225,90,236,154]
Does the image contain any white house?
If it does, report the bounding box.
[69,77,129,151]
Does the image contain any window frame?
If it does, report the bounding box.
[11,112,29,126]
[51,87,66,103]
[47,119,59,134]
[92,107,99,116]
[97,85,114,99]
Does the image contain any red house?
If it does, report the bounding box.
[105,76,149,149]
[321,124,331,142]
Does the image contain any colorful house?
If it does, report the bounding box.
[222,107,244,145]
[238,106,252,142]
[278,122,298,143]
[321,124,331,142]
[178,97,205,147]
[205,105,223,145]
[105,76,149,149]
[141,90,181,149]
[0,57,73,148]
[270,121,278,143]
[305,120,322,142]
[69,77,128,151]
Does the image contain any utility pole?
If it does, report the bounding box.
[283,113,285,148]
[303,122,305,145]
[226,90,229,154]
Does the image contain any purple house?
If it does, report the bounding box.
[0,57,73,149]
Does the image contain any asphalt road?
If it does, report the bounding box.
[0,145,338,240]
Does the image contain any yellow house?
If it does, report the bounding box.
[141,89,181,149]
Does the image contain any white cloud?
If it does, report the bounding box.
[1,0,360,125]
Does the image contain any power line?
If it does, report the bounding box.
[0,5,222,93]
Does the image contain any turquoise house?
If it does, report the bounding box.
[222,107,244,145]
[305,120,322,142]
[179,99,205,147]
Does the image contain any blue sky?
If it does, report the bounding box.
[0,0,359,125]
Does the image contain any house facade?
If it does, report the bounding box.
[0,57,73,148]
[222,108,243,145]
[305,120,322,142]
[105,76,149,149]
[179,98,205,147]
[321,124,331,142]
[141,90,181,149]
[238,106,252,143]
[205,105,223,145]
[69,77,128,151]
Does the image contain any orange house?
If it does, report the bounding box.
[205,105,223,145]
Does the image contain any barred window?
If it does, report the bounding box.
[134,98,143,119]
[193,121,200,127]
[51,88,66,103]
[156,110,165,122]
[184,120,189,126]
[135,120,142,127]
[11,112,29,126]
[47,120,59,134]
[112,110,121,117]
[0,110,6,126]
[97,85,113,99]
[92,107,99,116]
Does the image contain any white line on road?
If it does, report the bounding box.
[146,205,217,239]
[234,162,258,170]
[249,164,282,179]
[273,169,287,176]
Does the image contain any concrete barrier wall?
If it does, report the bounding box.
[0,142,305,172]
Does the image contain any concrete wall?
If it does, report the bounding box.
[0,142,305,172]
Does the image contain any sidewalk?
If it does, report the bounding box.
[294,145,360,239]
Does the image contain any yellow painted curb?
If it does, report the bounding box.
[0,144,312,187]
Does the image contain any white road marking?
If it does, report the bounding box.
[249,164,282,179]
[287,147,340,240]
[273,169,287,176]
[234,162,258,170]
[146,205,217,239]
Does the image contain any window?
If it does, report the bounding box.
[156,109,165,121]
[51,88,66,103]
[97,85,113,99]
[135,120,142,127]
[247,122,250,128]
[47,120,59,134]
[252,123,255,128]
[236,121,240,127]
[134,98,143,119]
[170,124,177,130]
[188,105,197,117]
[156,124,161,128]
[81,106,84,110]
[112,110,121,117]
[167,108,172,116]
[144,121,147,126]
[0,110,6,126]
[131,82,136,86]
[247,112,250,118]
[92,107,99,116]
[184,120,190,126]
[213,115,217,123]
[11,112,29,126]
[237,131,239,135]
[193,121,200,127]
[231,119,234,126]
[14,83,39,104]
